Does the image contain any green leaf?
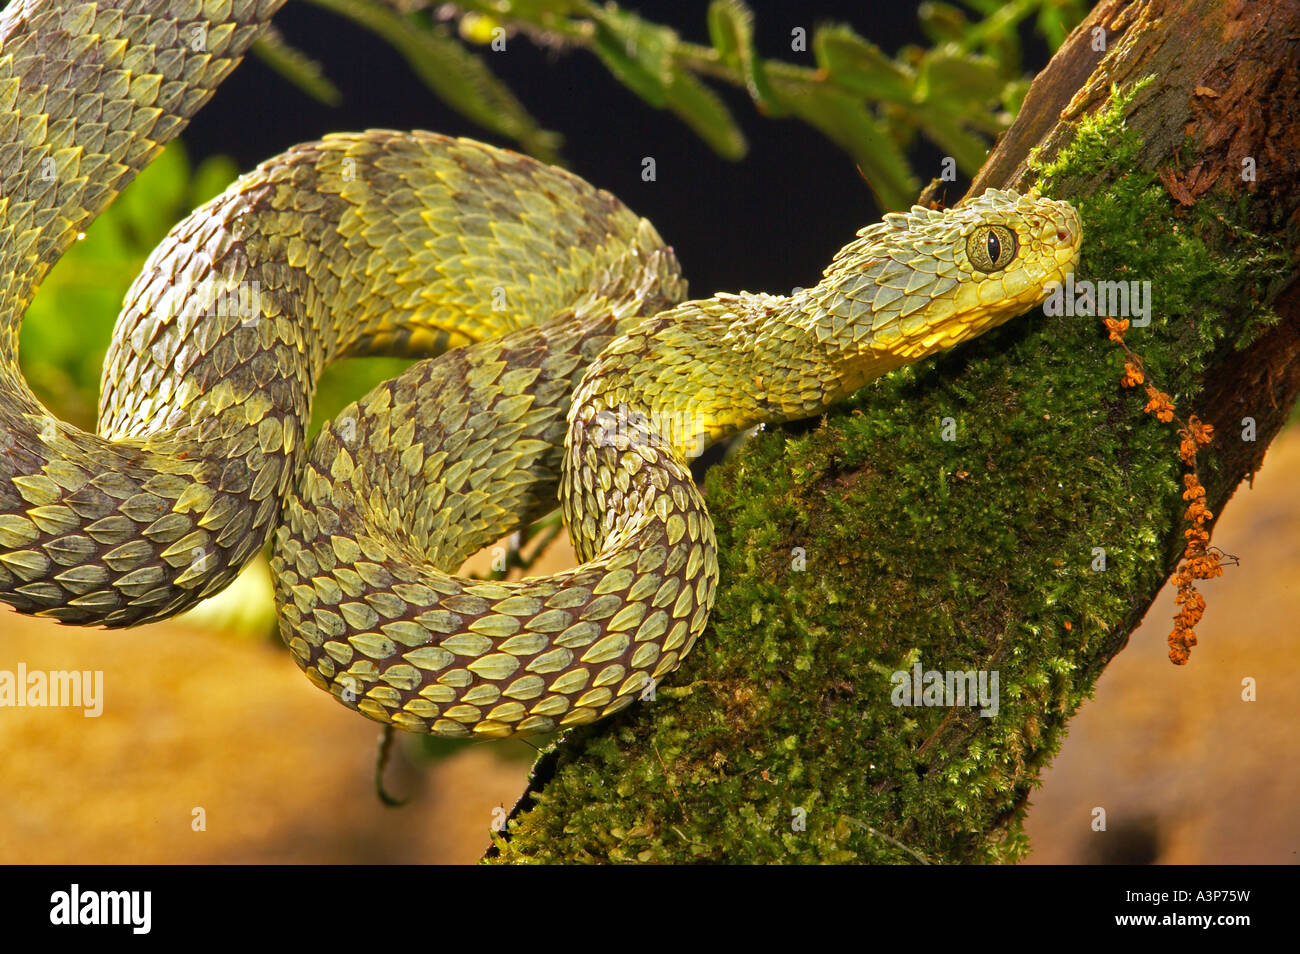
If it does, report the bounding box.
[917,1,971,45]
[589,4,677,108]
[907,105,992,174]
[813,25,915,103]
[950,0,1026,68]
[915,47,1006,105]
[706,0,742,67]
[23,143,207,428]
[587,4,745,159]
[310,357,415,439]
[251,26,342,107]
[1036,1,1089,51]
[457,0,587,25]
[956,0,1004,15]
[177,555,278,640]
[189,156,240,208]
[706,0,784,116]
[1000,76,1031,117]
[663,69,747,160]
[771,75,918,210]
[303,0,562,162]
[115,140,187,244]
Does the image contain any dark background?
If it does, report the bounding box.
[179,1,1046,300]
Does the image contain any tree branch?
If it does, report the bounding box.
[488,0,1300,864]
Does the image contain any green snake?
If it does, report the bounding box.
[0,0,1081,738]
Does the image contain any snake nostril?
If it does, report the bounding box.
[1056,227,1071,243]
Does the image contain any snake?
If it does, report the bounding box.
[0,0,1081,738]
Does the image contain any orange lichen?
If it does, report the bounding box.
[1121,358,1145,387]
[1178,415,1214,464]
[1142,386,1176,422]
[1168,473,1223,664]
[1103,317,1224,664]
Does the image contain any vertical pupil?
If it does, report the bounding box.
[986,230,1001,265]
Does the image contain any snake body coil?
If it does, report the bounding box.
[0,0,1081,737]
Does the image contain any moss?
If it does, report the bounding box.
[488,83,1295,864]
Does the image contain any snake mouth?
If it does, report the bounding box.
[1051,203,1084,268]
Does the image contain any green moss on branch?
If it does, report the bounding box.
[488,84,1294,864]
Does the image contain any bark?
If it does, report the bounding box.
[488,0,1300,863]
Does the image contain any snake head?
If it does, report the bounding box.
[806,188,1082,390]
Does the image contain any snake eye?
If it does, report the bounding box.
[966,225,1018,273]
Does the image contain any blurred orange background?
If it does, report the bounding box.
[2,428,1296,864]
